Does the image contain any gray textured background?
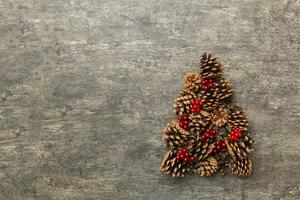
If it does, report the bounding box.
[0,0,299,200]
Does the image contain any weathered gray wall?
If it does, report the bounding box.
[0,0,299,199]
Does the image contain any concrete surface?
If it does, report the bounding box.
[0,0,299,199]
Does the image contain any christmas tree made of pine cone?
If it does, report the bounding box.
[161,53,254,177]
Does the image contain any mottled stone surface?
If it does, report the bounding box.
[0,0,299,199]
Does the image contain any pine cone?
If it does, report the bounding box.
[244,135,255,150]
[225,140,250,161]
[188,110,212,132]
[161,150,192,177]
[173,89,197,116]
[199,53,223,79]
[211,105,229,127]
[187,135,215,160]
[183,72,202,91]
[196,156,218,176]
[197,90,220,111]
[229,157,252,176]
[162,120,191,150]
[227,105,249,131]
[237,138,255,155]
[215,79,233,100]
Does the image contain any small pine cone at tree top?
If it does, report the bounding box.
[199,53,223,79]
[161,53,255,178]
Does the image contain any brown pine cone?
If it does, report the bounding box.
[229,157,252,176]
[188,110,212,132]
[197,90,220,111]
[244,135,255,150]
[162,120,191,150]
[237,138,255,155]
[173,89,197,116]
[183,72,202,91]
[211,105,229,127]
[187,135,215,160]
[227,105,249,131]
[161,150,193,177]
[225,140,251,161]
[196,156,218,176]
[215,79,233,100]
[199,53,223,79]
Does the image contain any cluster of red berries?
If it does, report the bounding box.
[176,148,196,162]
[229,128,243,142]
[191,99,204,113]
[201,79,214,91]
[178,115,189,130]
[200,128,217,142]
[213,140,226,154]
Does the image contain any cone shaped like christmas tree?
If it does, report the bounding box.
[161,53,254,177]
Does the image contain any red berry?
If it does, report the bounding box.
[178,150,182,154]
[179,122,184,127]
[216,141,221,146]
[203,86,208,90]
[191,109,195,113]
[222,142,226,148]
[190,156,195,161]
[183,116,188,121]
[209,135,214,140]
[183,121,188,125]
[201,135,206,141]
[213,149,218,154]
[178,116,183,121]
[184,158,188,162]
[212,129,216,135]
[183,125,188,130]
[216,146,221,151]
